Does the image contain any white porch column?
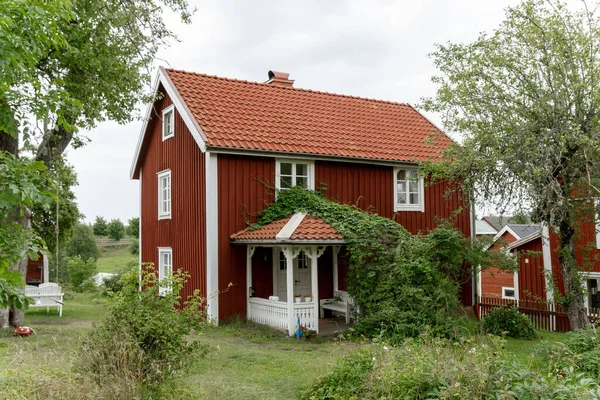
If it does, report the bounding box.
[306,246,327,334]
[332,246,341,293]
[43,254,49,284]
[246,246,256,321]
[284,247,295,336]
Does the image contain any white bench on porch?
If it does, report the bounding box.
[320,290,355,324]
[24,283,64,317]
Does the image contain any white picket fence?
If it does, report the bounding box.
[248,298,317,331]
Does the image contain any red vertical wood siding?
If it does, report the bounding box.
[26,256,42,282]
[315,160,471,236]
[517,238,546,300]
[318,247,334,300]
[251,247,273,299]
[139,87,207,301]
[217,154,275,320]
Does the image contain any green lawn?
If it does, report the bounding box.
[0,296,577,399]
[96,246,137,273]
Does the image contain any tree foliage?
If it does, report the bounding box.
[422,0,600,329]
[127,217,139,238]
[93,216,108,236]
[107,219,125,242]
[66,224,100,262]
[67,255,97,292]
[31,157,80,253]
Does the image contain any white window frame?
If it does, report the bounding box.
[157,169,172,220]
[393,166,424,212]
[162,105,175,141]
[595,198,600,249]
[158,247,173,295]
[502,287,516,300]
[275,159,314,191]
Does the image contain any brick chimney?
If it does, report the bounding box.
[265,70,294,88]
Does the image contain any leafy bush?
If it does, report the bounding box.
[106,218,125,241]
[304,336,599,399]
[79,265,206,395]
[129,237,139,255]
[101,261,137,296]
[66,256,98,292]
[66,224,100,262]
[482,306,538,339]
[536,328,600,379]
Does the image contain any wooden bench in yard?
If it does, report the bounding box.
[320,290,355,324]
[24,283,64,317]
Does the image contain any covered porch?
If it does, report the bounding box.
[230,213,350,336]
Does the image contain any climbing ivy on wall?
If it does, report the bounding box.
[254,188,513,341]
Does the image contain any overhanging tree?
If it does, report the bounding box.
[0,0,194,327]
[423,0,600,329]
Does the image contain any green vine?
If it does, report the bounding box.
[253,187,513,341]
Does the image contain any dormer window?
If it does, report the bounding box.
[394,167,424,212]
[276,160,314,190]
[162,105,174,140]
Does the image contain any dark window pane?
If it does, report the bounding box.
[280,176,292,189]
[409,193,419,204]
[296,176,307,188]
[296,163,307,176]
[280,163,292,175]
[397,170,406,180]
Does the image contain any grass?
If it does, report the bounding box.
[0,296,581,400]
[185,319,358,399]
[96,246,137,273]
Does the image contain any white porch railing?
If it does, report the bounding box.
[248,298,317,332]
[294,302,316,330]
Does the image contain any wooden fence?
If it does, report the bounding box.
[476,296,600,332]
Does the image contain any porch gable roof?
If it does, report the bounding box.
[230,213,345,244]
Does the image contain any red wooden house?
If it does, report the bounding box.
[480,219,600,315]
[130,68,472,335]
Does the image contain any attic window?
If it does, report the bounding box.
[162,105,174,140]
[394,167,424,212]
[276,160,314,191]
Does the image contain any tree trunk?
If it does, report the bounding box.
[557,219,589,330]
[0,132,31,328]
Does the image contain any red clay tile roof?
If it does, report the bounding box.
[290,215,344,241]
[230,214,344,243]
[164,68,452,162]
[230,216,292,241]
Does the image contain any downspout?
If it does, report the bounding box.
[470,196,478,307]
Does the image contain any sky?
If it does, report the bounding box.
[67,0,522,223]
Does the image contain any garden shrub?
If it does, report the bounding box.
[79,265,207,396]
[482,306,538,339]
[303,335,600,399]
[536,328,600,379]
[101,260,137,296]
[66,256,97,292]
[130,237,139,255]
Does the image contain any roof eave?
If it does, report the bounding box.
[230,239,347,245]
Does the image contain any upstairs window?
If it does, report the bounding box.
[276,160,314,190]
[162,105,174,140]
[158,170,171,219]
[394,167,424,212]
[158,247,172,295]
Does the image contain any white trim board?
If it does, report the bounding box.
[205,152,219,325]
